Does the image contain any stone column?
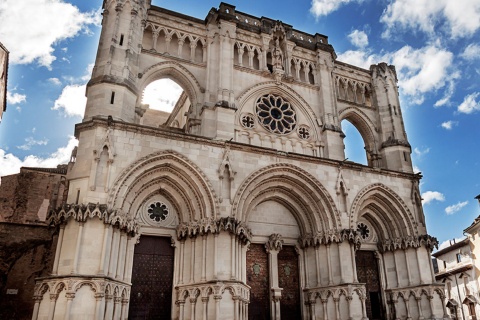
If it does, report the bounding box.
[315,246,321,286]
[334,297,341,320]
[99,224,112,275]
[113,296,121,320]
[214,295,222,320]
[190,237,196,283]
[52,224,65,275]
[327,244,334,285]
[190,298,196,320]
[32,296,42,320]
[266,234,284,320]
[201,235,207,281]
[178,300,185,320]
[308,299,316,320]
[404,249,412,286]
[416,297,424,320]
[350,244,358,283]
[95,293,106,320]
[64,293,75,320]
[104,294,114,320]
[321,298,328,320]
[415,247,424,284]
[360,295,368,320]
[202,297,208,320]
[72,222,85,274]
[392,250,400,287]
[179,240,185,284]
[47,293,58,320]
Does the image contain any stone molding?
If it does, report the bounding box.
[300,228,362,249]
[175,281,250,304]
[48,203,139,236]
[379,234,438,252]
[304,283,367,303]
[265,233,284,252]
[176,216,252,244]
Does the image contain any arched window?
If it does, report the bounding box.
[341,119,368,165]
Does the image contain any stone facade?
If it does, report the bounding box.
[32,1,447,319]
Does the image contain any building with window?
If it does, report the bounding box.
[27,1,446,319]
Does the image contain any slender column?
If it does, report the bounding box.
[123,236,135,282]
[121,298,128,320]
[346,296,353,319]
[428,296,434,319]
[178,39,184,57]
[415,247,424,284]
[405,297,412,320]
[179,240,185,284]
[190,237,196,283]
[178,301,185,320]
[47,294,58,320]
[322,299,328,320]
[116,233,127,279]
[334,297,341,320]
[304,247,310,287]
[214,296,221,320]
[52,224,65,275]
[108,228,120,277]
[190,43,196,62]
[103,225,113,276]
[244,301,248,320]
[338,243,344,283]
[233,297,239,320]
[104,295,114,320]
[392,299,400,320]
[351,243,358,283]
[32,297,41,320]
[202,297,208,320]
[327,244,334,285]
[440,296,449,318]
[382,251,390,289]
[65,293,75,320]
[190,298,196,320]
[416,297,424,320]
[392,250,400,287]
[404,249,412,285]
[152,31,159,51]
[309,300,316,320]
[427,249,436,283]
[99,224,111,275]
[360,296,368,320]
[95,293,106,320]
[231,234,236,280]
[201,235,207,281]
[315,246,321,286]
[72,222,85,274]
[113,297,121,320]
[214,234,218,279]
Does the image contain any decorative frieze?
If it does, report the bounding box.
[48,203,139,236]
[176,216,252,244]
[379,234,438,252]
[300,228,362,249]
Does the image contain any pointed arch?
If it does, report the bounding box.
[349,183,417,240]
[233,163,340,235]
[138,61,204,112]
[108,150,219,222]
[338,107,378,155]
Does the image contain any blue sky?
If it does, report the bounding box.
[0,0,479,249]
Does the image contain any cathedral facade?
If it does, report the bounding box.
[33,1,447,319]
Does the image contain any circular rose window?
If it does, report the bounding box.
[147,202,169,222]
[357,222,370,240]
[256,94,296,134]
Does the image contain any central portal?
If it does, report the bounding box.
[128,236,174,320]
[278,245,301,319]
[247,243,270,320]
[356,250,384,320]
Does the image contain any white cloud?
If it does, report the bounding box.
[445,201,468,215]
[441,121,458,130]
[0,136,77,178]
[413,147,430,157]
[17,137,49,151]
[6,91,26,105]
[348,30,369,48]
[461,44,480,61]
[421,191,445,205]
[381,0,480,39]
[48,78,62,86]
[52,84,87,117]
[337,44,458,105]
[310,0,361,17]
[457,92,480,114]
[142,79,184,112]
[0,0,101,69]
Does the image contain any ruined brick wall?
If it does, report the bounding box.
[0,166,66,319]
[0,167,67,223]
[0,223,57,320]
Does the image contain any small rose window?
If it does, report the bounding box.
[147,202,169,222]
[256,94,296,134]
[357,222,370,240]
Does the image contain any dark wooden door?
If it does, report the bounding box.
[355,250,384,320]
[128,236,174,320]
[278,245,301,319]
[247,243,270,320]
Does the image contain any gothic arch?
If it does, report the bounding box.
[233,163,340,234]
[338,107,378,154]
[107,150,219,222]
[349,183,417,240]
[236,81,319,139]
[137,61,204,111]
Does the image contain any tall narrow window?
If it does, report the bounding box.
[110,91,115,104]
[119,34,124,46]
[456,253,462,263]
[75,189,80,204]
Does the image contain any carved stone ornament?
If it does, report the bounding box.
[265,233,283,252]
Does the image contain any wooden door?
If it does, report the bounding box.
[247,243,270,320]
[128,236,174,320]
[278,245,301,319]
[356,250,384,320]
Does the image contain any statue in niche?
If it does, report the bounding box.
[272,38,284,70]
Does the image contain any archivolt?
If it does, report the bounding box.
[137,61,204,109]
[108,150,219,222]
[349,183,417,239]
[232,163,340,234]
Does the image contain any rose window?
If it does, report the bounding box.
[297,125,311,140]
[256,94,296,134]
[241,113,255,129]
[147,202,169,222]
[357,222,370,240]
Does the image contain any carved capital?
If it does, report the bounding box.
[265,233,283,252]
